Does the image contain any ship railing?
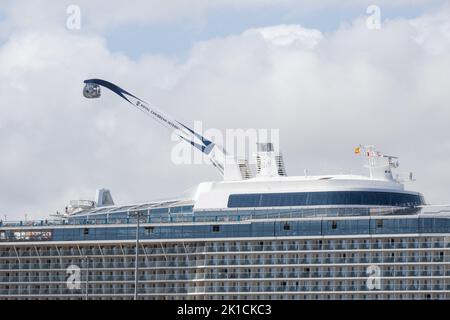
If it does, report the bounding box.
[3,274,445,292]
[0,206,433,229]
[0,257,438,270]
[1,244,449,264]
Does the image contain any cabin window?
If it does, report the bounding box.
[212,225,220,233]
[145,226,154,234]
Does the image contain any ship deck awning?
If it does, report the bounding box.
[70,198,195,217]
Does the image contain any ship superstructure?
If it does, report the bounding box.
[0,80,448,300]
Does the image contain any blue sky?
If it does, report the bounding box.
[103,2,444,59]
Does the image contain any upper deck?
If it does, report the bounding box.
[1,205,449,244]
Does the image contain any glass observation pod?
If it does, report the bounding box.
[83,83,101,99]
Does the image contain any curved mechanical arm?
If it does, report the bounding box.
[83,79,226,175]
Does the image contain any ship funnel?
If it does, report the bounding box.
[95,188,115,207]
[256,142,287,178]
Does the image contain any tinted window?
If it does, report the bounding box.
[228,191,423,208]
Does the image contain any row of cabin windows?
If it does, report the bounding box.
[228,191,424,208]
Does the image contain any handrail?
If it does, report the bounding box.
[0,206,448,229]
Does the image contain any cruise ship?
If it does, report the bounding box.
[0,79,449,300]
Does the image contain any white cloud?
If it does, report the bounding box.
[410,9,450,54]
[1,4,450,219]
[244,25,323,48]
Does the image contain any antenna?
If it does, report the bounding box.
[354,145,400,181]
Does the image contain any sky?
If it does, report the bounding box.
[0,0,450,220]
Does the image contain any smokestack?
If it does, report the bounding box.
[255,142,287,178]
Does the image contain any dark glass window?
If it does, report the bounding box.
[377,220,384,228]
[150,208,169,214]
[145,226,154,234]
[228,191,423,208]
